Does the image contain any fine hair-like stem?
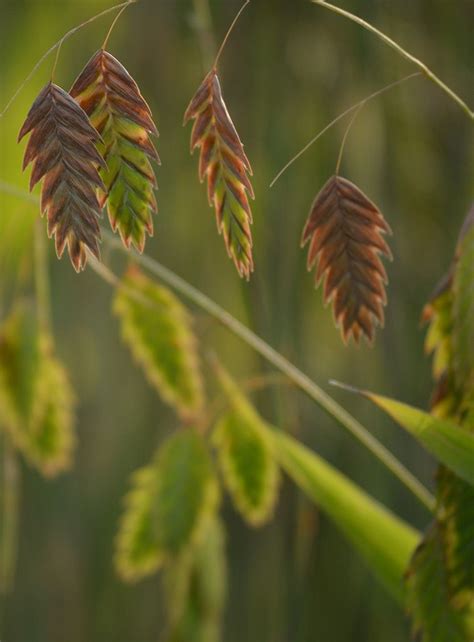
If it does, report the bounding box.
[192,0,216,71]
[270,71,420,187]
[213,0,251,69]
[0,1,134,119]
[335,103,364,175]
[312,0,474,121]
[102,0,136,50]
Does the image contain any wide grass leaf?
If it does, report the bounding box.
[364,392,474,486]
[270,430,420,602]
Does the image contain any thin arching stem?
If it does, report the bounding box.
[335,102,364,175]
[270,71,420,187]
[312,0,474,121]
[102,0,135,50]
[213,0,251,69]
[50,39,63,81]
[192,0,216,71]
[0,182,436,512]
[0,1,133,119]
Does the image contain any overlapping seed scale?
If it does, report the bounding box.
[70,49,159,252]
[301,175,392,344]
[18,82,105,271]
[184,70,254,279]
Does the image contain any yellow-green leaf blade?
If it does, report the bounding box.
[365,392,474,486]
[270,430,420,602]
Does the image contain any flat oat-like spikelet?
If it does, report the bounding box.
[18,82,105,271]
[184,69,254,279]
[70,49,159,252]
[301,175,392,344]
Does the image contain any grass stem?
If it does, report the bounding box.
[312,0,473,121]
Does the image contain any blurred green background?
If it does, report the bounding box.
[0,0,473,640]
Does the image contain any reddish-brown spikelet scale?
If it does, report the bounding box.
[184,69,254,280]
[301,175,392,344]
[70,49,160,253]
[18,82,105,272]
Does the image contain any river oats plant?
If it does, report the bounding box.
[0,1,473,640]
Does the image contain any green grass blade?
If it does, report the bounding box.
[270,430,420,602]
[363,392,474,486]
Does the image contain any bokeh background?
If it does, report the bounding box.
[0,0,473,640]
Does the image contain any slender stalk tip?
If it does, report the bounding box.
[270,72,420,187]
[213,0,251,69]
[311,0,474,121]
[102,0,136,50]
[329,380,363,395]
[0,1,134,119]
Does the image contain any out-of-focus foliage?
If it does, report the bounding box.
[213,363,280,526]
[115,428,219,582]
[422,280,457,417]
[114,267,204,419]
[405,206,474,641]
[452,210,474,392]
[0,303,75,476]
[213,409,280,527]
[163,516,227,642]
[405,523,469,642]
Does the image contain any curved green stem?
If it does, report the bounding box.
[311,0,473,121]
[102,230,435,512]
